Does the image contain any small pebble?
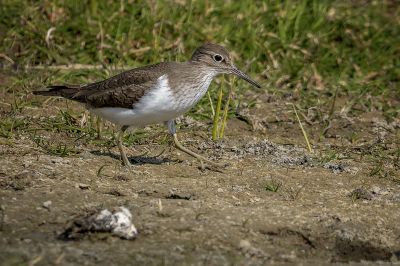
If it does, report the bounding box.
[349,188,373,200]
[76,183,90,190]
[239,239,251,250]
[42,200,52,209]
[371,186,382,195]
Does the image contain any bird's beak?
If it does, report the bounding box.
[231,66,261,88]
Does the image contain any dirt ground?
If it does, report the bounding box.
[1,89,399,265]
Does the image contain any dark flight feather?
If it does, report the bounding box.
[33,85,80,98]
[33,62,173,108]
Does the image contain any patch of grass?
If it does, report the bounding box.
[318,149,340,164]
[32,110,114,143]
[0,117,30,138]
[266,180,305,201]
[32,135,78,157]
[35,110,94,136]
[211,77,235,140]
[0,0,397,104]
[368,152,400,184]
[122,129,150,146]
[282,185,303,201]
[265,179,282,192]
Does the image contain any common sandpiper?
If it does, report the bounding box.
[34,43,261,168]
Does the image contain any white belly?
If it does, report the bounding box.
[90,74,212,127]
[91,106,183,127]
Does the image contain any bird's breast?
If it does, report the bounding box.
[90,73,214,127]
[172,73,214,112]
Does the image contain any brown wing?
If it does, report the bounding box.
[71,62,171,108]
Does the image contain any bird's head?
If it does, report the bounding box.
[191,43,261,88]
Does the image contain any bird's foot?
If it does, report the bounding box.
[172,134,228,172]
[121,156,131,167]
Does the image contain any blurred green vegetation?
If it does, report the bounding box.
[1,0,399,89]
[0,0,399,122]
[0,0,400,118]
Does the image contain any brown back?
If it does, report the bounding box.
[72,62,172,108]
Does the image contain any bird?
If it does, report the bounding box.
[33,43,261,168]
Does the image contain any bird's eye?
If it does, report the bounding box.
[213,54,223,62]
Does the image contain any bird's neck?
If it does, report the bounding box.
[166,62,218,89]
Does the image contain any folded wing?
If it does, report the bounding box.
[34,62,169,108]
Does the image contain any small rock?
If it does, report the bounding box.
[51,158,69,164]
[349,188,373,200]
[324,162,345,174]
[173,245,185,253]
[239,239,251,250]
[42,200,52,210]
[80,151,95,159]
[217,188,224,193]
[371,186,382,195]
[371,186,390,196]
[166,190,194,200]
[239,239,266,258]
[60,206,138,240]
[250,197,261,203]
[65,247,84,257]
[76,183,90,190]
[104,189,126,197]
[391,250,400,262]
[389,194,400,203]
[22,161,32,168]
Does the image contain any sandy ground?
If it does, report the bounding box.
[1,90,399,265]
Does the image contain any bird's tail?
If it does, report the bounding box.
[33,85,80,99]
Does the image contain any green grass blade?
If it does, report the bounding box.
[219,78,234,139]
[291,103,313,153]
[212,85,223,140]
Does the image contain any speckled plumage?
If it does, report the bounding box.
[34,43,260,128]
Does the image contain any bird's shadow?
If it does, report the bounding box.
[90,150,178,165]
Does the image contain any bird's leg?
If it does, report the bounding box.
[117,125,130,166]
[167,120,225,169]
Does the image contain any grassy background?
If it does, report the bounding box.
[0,0,399,141]
[1,1,399,91]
